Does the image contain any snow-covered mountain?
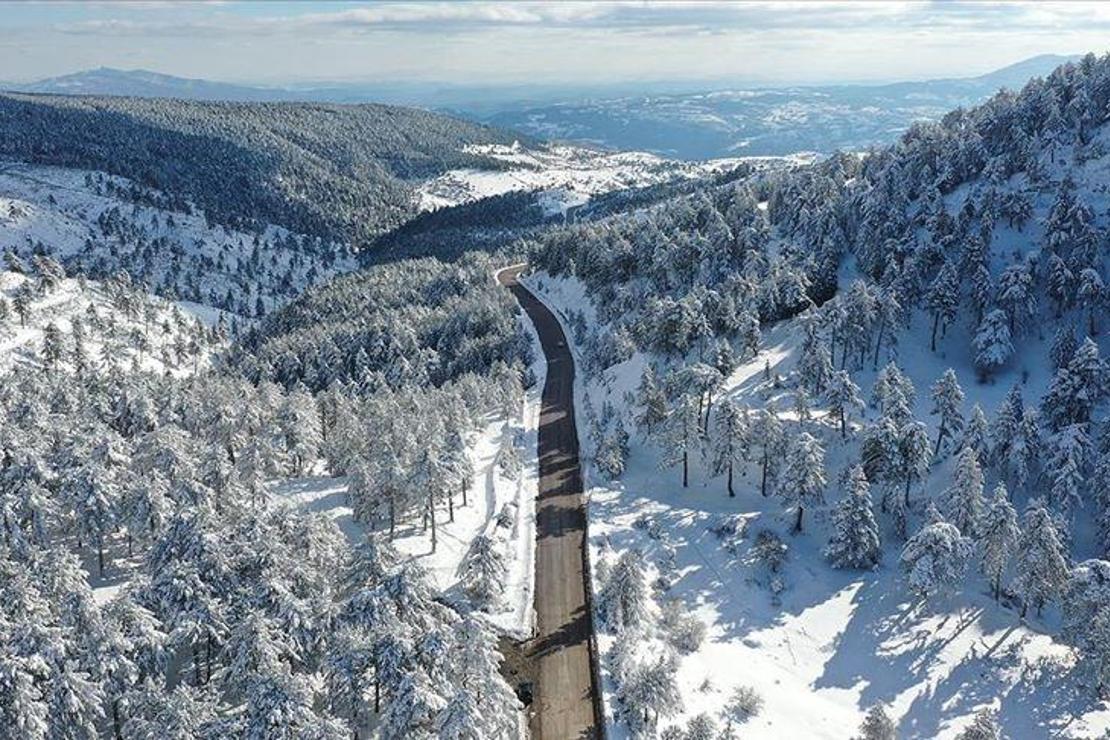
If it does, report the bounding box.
[480,54,1079,159]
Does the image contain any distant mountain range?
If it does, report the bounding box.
[3,54,1081,158]
[477,54,1083,158]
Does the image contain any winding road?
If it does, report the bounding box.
[497,265,602,740]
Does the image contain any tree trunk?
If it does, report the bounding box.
[682,448,688,488]
[112,700,122,740]
[448,492,454,523]
[727,462,734,498]
[761,452,769,497]
[193,643,202,686]
[794,505,805,533]
[840,410,846,439]
[462,479,469,507]
[97,540,105,576]
[703,391,713,434]
[375,678,381,714]
[904,475,912,507]
[930,312,940,352]
[429,496,437,553]
[388,500,396,540]
[872,316,885,369]
[934,423,946,457]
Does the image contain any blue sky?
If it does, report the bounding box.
[1,1,1108,86]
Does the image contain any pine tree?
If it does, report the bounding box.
[996,262,1036,336]
[941,446,984,537]
[1061,559,1110,698]
[955,709,1002,740]
[460,534,507,609]
[900,521,973,598]
[925,261,960,352]
[929,369,965,457]
[598,549,649,632]
[1013,499,1070,617]
[659,392,701,488]
[749,409,785,498]
[896,421,932,508]
[826,370,865,439]
[777,432,826,533]
[47,660,105,740]
[825,466,881,569]
[1046,424,1088,516]
[1078,267,1104,336]
[635,365,668,437]
[973,309,1013,381]
[711,399,748,497]
[978,484,1019,601]
[617,654,683,736]
[961,403,990,459]
[856,704,897,740]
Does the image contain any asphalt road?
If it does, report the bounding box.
[497,265,602,740]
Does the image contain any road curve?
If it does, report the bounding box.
[497,265,602,740]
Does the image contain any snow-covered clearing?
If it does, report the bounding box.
[523,270,1110,739]
[416,142,751,215]
[269,310,545,639]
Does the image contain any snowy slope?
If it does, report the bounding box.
[524,271,1110,739]
[0,161,355,317]
[415,142,814,215]
[0,270,223,377]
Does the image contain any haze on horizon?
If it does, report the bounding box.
[2,0,1109,90]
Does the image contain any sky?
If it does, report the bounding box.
[1,1,1109,87]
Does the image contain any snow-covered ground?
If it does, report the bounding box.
[267,310,545,639]
[0,270,223,376]
[523,270,1110,739]
[415,142,812,215]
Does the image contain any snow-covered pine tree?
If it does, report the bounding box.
[776,432,826,533]
[973,309,1013,382]
[856,704,897,740]
[1061,559,1110,698]
[598,549,650,632]
[749,409,785,498]
[826,370,865,439]
[460,534,507,609]
[940,446,984,537]
[825,466,881,569]
[635,365,668,438]
[930,369,965,457]
[925,260,960,352]
[961,403,991,460]
[901,520,973,599]
[1013,499,1070,617]
[617,654,683,736]
[711,398,748,497]
[978,484,1019,601]
[1046,424,1088,516]
[658,391,702,488]
[955,708,1002,740]
[896,420,932,508]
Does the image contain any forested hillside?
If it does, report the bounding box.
[0,93,519,244]
[523,52,1110,737]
